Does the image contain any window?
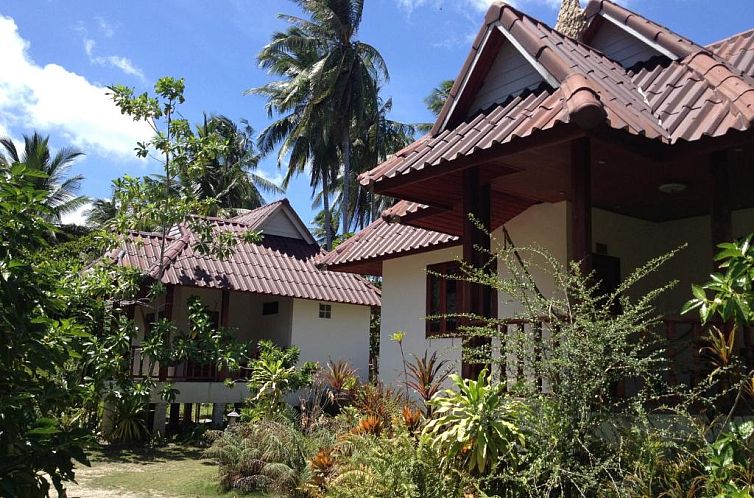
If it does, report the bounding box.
[262,301,279,316]
[143,311,164,340]
[426,261,464,337]
[319,303,332,319]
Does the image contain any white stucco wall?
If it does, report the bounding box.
[377,201,754,388]
[290,298,372,381]
[379,246,464,388]
[592,206,754,316]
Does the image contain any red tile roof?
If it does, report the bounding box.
[230,200,287,228]
[708,29,754,78]
[317,216,458,275]
[113,212,380,307]
[359,0,754,189]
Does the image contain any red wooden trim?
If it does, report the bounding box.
[570,137,592,274]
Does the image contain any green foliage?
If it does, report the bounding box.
[204,418,331,496]
[406,350,450,416]
[0,165,91,497]
[683,236,754,325]
[107,394,150,445]
[246,341,317,419]
[0,132,89,222]
[324,432,462,498]
[423,369,526,475]
[704,421,754,496]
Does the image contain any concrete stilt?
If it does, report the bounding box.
[152,402,167,435]
[101,399,116,438]
[211,403,225,429]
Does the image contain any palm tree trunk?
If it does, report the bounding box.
[341,132,352,236]
[323,176,333,250]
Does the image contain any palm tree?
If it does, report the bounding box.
[0,132,89,223]
[418,79,454,132]
[252,26,340,249]
[252,0,388,236]
[425,79,454,117]
[349,96,415,229]
[189,115,283,214]
[86,196,118,228]
[311,208,339,246]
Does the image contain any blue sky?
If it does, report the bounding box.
[1,0,752,229]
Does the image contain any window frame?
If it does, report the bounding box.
[318,303,332,319]
[426,261,464,338]
[262,301,280,316]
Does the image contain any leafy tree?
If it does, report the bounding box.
[0,165,90,497]
[252,0,388,236]
[0,132,89,222]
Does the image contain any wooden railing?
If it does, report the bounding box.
[493,316,754,395]
[129,346,251,382]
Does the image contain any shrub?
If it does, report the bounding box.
[204,418,333,497]
[406,350,450,416]
[324,432,462,498]
[245,340,318,420]
[423,369,526,475]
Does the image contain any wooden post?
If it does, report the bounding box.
[570,137,592,274]
[159,286,174,382]
[221,290,230,328]
[710,150,732,256]
[461,166,492,379]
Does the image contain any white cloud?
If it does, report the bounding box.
[257,167,285,187]
[0,15,152,160]
[95,16,115,38]
[80,26,146,82]
[60,201,92,226]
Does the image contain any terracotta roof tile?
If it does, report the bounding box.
[317,215,459,274]
[114,218,380,307]
[359,1,754,188]
[708,29,754,78]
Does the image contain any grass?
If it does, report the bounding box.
[68,444,271,498]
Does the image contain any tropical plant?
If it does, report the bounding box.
[204,418,331,496]
[107,393,150,445]
[406,350,450,416]
[247,341,317,418]
[188,115,283,213]
[352,381,404,432]
[418,79,453,132]
[85,194,118,228]
[0,132,89,222]
[683,236,754,414]
[0,164,91,497]
[324,431,462,498]
[423,369,526,475]
[323,360,359,411]
[704,420,754,496]
[425,79,453,117]
[252,0,389,236]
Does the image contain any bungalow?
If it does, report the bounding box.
[112,199,380,433]
[320,1,754,390]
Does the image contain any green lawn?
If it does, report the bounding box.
[68,444,268,498]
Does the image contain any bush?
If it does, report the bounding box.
[323,432,462,498]
[244,340,318,421]
[204,417,332,496]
